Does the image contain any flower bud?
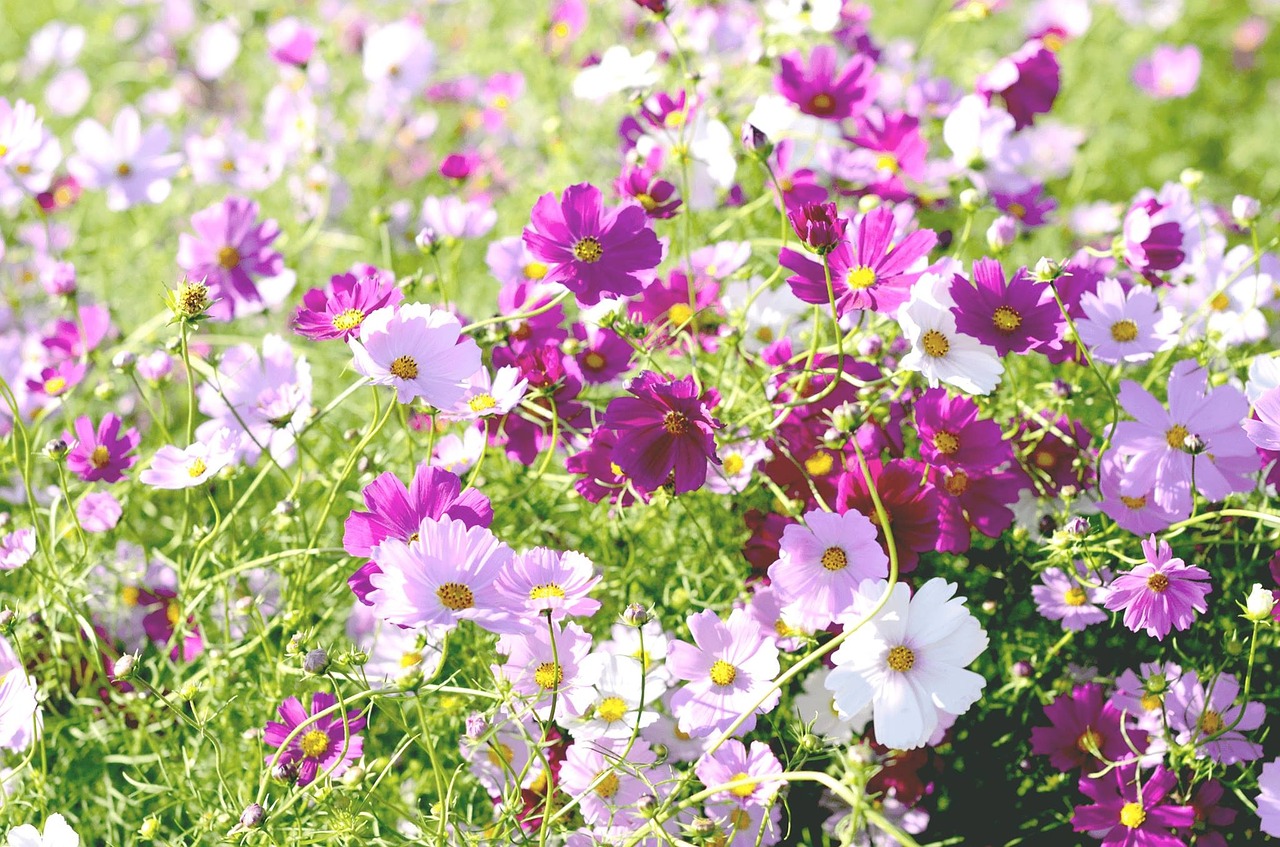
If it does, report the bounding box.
[44,439,69,460]
[465,711,488,741]
[414,227,439,255]
[958,188,982,212]
[113,651,139,681]
[1052,378,1073,399]
[986,215,1017,253]
[1179,168,1204,190]
[740,123,771,158]
[0,609,14,634]
[787,202,848,256]
[1011,660,1033,678]
[688,817,717,839]
[1232,194,1261,228]
[1064,517,1089,538]
[1182,432,1207,454]
[622,603,652,627]
[272,760,299,784]
[1243,583,1277,622]
[139,817,160,839]
[112,350,137,372]
[239,803,265,829]
[285,632,304,657]
[303,648,330,675]
[1032,256,1063,283]
[341,764,366,788]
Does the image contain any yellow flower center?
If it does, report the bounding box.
[299,729,330,759]
[529,583,566,601]
[1119,802,1146,829]
[847,266,878,290]
[723,453,745,476]
[728,773,756,798]
[668,303,694,326]
[820,546,848,572]
[583,351,607,371]
[523,261,549,280]
[390,355,419,380]
[729,808,752,830]
[573,237,603,263]
[221,159,236,172]
[1007,202,1027,219]
[595,771,620,799]
[1110,319,1139,342]
[436,582,474,610]
[90,445,112,469]
[167,603,181,626]
[1165,424,1189,450]
[1076,727,1102,753]
[534,661,562,690]
[709,660,737,687]
[0,144,7,157]
[1209,292,1230,311]
[468,393,497,412]
[778,177,795,192]
[636,193,657,212]
[43,376,67,395]
[187,458,208,478]
[552,21,570,38]
[216,246,240,269]
[53,185,73,206]
[886,645,915,672]
[400,650,422,668]
[1120,494,1147,509]
[944,470,970,495]
[1140,693,1162,712]
[1063,587,1088,607]
[332,309,365,331]
[992,305,1022,332]
[933,431,960,455]
[121,586,140,606]
[662,411,690,435]
[1198,709,1224,735]
[875,153,899,173]
[921,329,950,358]
[116,162,132,177]
[1033,450,1056,469]
[808,93,834,114]
[804,450,834,477]
[597,697,627,724]
[1146,573,1170,593]
[487,742,513,769]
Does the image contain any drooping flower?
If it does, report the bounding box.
[912,387,1012,472]
[1103,535,1211,640]
[827,579,988,750]
[601,371,723,494]
[898,274,1004,396]
[1030,682,1145,774]
[1075,277,1177,364]
[293,272,403,342]
[950,259,1061,356]
[67,106,180,210]
[667,608,781,737]
[349,303,482,407]
[977,39,1060,129]
[139,429,241,489]
[263,692,367,787]
[766,508,889,630]
[1031,562,1109,632]
[1070,764,1195,847]
[177,196,286,321]
[694,739,784,811]
[774,45,877,120]
[1165,671,1264,765]
[522,183,663,306]
[494,547,602,620]
[63,413,140,483]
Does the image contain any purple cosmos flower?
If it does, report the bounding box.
[1111,661,1182,743]
[615,150,681,219]
[1260,759,1280,837]
[177,196,285,321]
[1071,764,1195,847]
[565,427,649,506]
[293,272,403,342]
[63,413,140,483]
[785,201,847,256]
[913,387,1012,472]
[667,608,781,737]
[522,182,663,306]
[0,528,35,570]
[774,45,877,120]
[993,184,1057,227]
[766,508,889,630]
[1097,451,1184,534]
[1187,779,1238,847]
[570,324,633,385]
[1243,384,1280,453]
[264,692,366,787]
[1123,197,1186,284]
[67,106,180,211]
[27,360,85,400]
[977,39,1060,129]
[1166,671,1264,765]
[349,303,482,408]
[494,547,602,620]
[1133,45,1201,99]
[1030,682,1147,774]
[1031,562,1110,632]
[1076,278,1176,364]
[1103,535,1211,640]
[495,620,595,718]
[844,111,928,202]
[950,259,1062,356]
[602,371,723,494]
[77,491,122,533]
[694,739,783,811]
[558,740,669,828]
[266,17,317,67]
[781,206,937,317]
[1111,360,1256,515]
[0,98,61,199]
[139,429,240,490]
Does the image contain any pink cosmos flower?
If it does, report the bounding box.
[264,692,366,787]
[522,182,663,306]
[0,528,36,570]
[1165,671,1264,765]
[349,303,482,407]
[442,366,528,421]
[1133,45,1201,99]
[694,740,783,811]
[67,106,180,211]
[993,184,1057,227]
[63,413,140,483]
[977,39,1060,129]
[774,45,877,120]
[266,17,318,66]
[420,194,498,240]
[494,547,602,620]
[602,371,723,494]
[565,427,649,506]
[1031,562,1109,631]
[558,740,668,828]
[366,515,527,635]
[766,508,889,630]
[293,272,403,342]
[495,620,595,718]
[913,387,1012,472]
[77,491,122,533]
[1103,535,1210,640]
[0,98,61,200]
[1030,682,1147,774]
[667,608,781,737]
[0,635,39,751]
[1071,764,1194,847]
[1076,278,1177,364]
[139,429,240,489]
[177,196,285,321]
[950,259,1062,356]
[1243,384,1280,453]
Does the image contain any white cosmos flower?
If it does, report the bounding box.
[826,578,988,750]
[572,46,658,102]
[793,666,864,743]
[897,273,1003,395]
[568,652,660,741]
[5,813,78,847]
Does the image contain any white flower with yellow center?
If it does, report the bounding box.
[898,273,1003,395]
[568,652,659,741]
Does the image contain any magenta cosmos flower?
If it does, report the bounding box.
[950,259,1062,355]
[1103,535,1210,640]
[1030,682,1147,774]
[977,39,1060,129]
[293,272,403,342]
[780,206,936,317]
[349,303,482,407]
[64,413,140,483]
[601,371,723,495]
[834,459,967,572]
[494,547,601,620]
[264,692,367,786]
[913,387,1012,472]
[774,45,877,120]
[786,201,847,255]
[667,608,781,737]
[1165,671,1264,765]
[766,508,889,630]
[1123,197,1186,284]
[1071,764,1195,847]
[177,196,284,321]
[521,182,663,306]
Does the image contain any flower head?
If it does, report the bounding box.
[950,259,1062,356]
[602,371,723,494]
[1030,682,1145,773]
[1166,671,1264,765]
[694,739,783,810]
[67,106,180,210]
[775,45,877,120]
[263,692,366,786]
[495,547,602,620]
[1031,562,1109,632]
[63,413,140,483]
[349,303,482,407]
[293,271,402,342]
[767,508,889,630]
[1076,278,1177,364]
[667,608,781,737]
[1103,535,1211,640]
[177,196,286,321]
[1071,764,1195,846]
[898,274,1004,395]
[139,429,240,489]
[913,387,1012,472]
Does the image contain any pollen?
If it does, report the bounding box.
[90,445,112,469]
[523,261,549,279]
[331,308,366,331]
[804,450,834,477]
[886,645,915,672]
[1007,202,1027,219]
[1075,727,1102,753]
[400,650,422,668]
[1120,494,1147,509]
[875,153,899,173]
[722,453,745,476]
[1110,319,1139,342]
[299,729,331,759]
[0,144,7,157]
[933,431,960,455]
[583,351,607,371]
[668,303,694,326]
[921,329,950,358]
[847,266,878,290]
[166,603,182,626]
[820,546,848,571]
[636,193,657,212]
[597,697,627,724]
[992,305,1022,332]
[389,355,419,380]
[216,246,241,269]
[116,162,132,177]
[121,585,141,606]
[436,582,475,610]
[221,159,236,172]
[187,458,208,478]
[1119,802,1146,829]
[778,177,795,192]
[1033,450,1055,469]
[662,411,690,435]
[1063,586,1088,607]
[1146,573,1170,593]
[944,470,970,495]
[1198,709,1224,735]
[534,661,563,690]
[468,393,498,412]
[595,771,620,799]
[1164,424,1190,450]
[1140,693,1162,711]
[808,93,835,115]
[709,659,737,687]
[529,583,566,601]
[43,376,67,395]
[572,236,604,263]
[728,773,757,798]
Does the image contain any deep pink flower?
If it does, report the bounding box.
[569,324,633,384]
[1071,764,1195,847]
[1123,198,1186,284]
[601,371,723,494]
[293,272,403,341]
[913,387,1012,471]
[615,150,681,219]
[950,259,1062,356]
[834,459,965,573]
[775,45,877,120]
[565,426,650,506]
[177,196,284,321]
[1030,683,1148,774]
[64,414,140,483]
[930,466,1027,538]
[1103,535,1211,640]
[977,39,1060,129]
[522,183,663,306]
[847,111,927,202]
[264,692,366,786]
[786,201,847,255]
[1186,779,1237,847]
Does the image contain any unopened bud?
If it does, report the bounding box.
[139,816,160,839]
[272,760,299,784]
[740,123,771,158]
[113,651,139,681]
[688,816,717,839]
[239,803,265,829]
[465,711,488,741]
[1032,256,1064,283]
[45,439,69,460]
[1179,168,1204,190]
[1182,433,1207,454]
[1064,517,1089,538]
[622,603,652,627]
[1011,660,1033,678]
[414,227,439,255]
[958,187,982,212]
[986,215,1017,253]
[303,648,330,675]
[1243,583,1277,622]
[1232,194,1261,228]
[112,351,137,372]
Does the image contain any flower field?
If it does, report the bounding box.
[0,0,1279,845]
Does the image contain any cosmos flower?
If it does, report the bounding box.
[898,274,1004,395]
[767,508,889,630]
[264,692,367,787]
[1165,671,1264,765]
[1133,45,1201,99]
[63,413,140,483]
[568,652,659,741]
[1031,562,1109,632]
[1071,764,1194,847]
[496,620,596,719]
[0,635,39,752]
[67,106,180,210]
[557,740,668,828]
[0,528,35,571]
[912,387,1012,472]
[601,371,723,494]
[1259,758,1280,837]
[950,259,1061,356]
[442,366,528,421]
[1103,535,1211,640]
[1075,278,1177,364]
[694,739,783,811]
[1030,682,1147,774]
[349,303,482,407]
[667,608,780,737]
[293,272,403,342]
[177,196,286,322]
[774,45,877,120]
[1122,197,1187,284]
[494,547,602,620]
[977,39,1060,129]
[139,429,241,490]
[3,814,80,847]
